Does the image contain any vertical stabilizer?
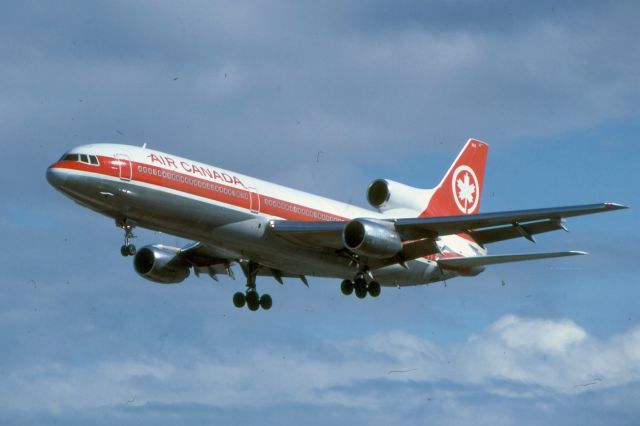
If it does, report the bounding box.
[420,139,488,217]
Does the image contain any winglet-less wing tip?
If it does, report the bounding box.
[604,202,628,210]
[568,250,588,256]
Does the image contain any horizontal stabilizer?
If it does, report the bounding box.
[438,251,587,270]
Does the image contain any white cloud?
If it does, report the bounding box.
[3,315,639,414]
[487,315,588,353]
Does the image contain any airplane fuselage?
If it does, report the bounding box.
[46,144,486,286]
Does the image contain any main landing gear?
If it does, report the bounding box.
[118,220,137,257]
[233,261,272,311]
[340,274,381,299]
[232,290,272,311]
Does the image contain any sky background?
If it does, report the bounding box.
[1,1,639,424]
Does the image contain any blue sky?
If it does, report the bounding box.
[1,1,639,424]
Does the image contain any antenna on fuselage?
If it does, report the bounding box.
[142,143,147,149]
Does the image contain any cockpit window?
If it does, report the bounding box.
[62,154,79,162]
[59,153,99,165]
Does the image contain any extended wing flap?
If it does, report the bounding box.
[470,219,565,245]
[438,250,586,271]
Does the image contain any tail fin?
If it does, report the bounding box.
[421,139,488,217]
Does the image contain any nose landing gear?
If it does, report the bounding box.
[118,219,137,257]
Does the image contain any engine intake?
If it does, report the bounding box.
[342,218,402,258]
[366,179,431,216]
[133,244,190,284]
[367,179,391,207]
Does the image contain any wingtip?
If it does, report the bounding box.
[604,202,629,210]
[569,250,589,256]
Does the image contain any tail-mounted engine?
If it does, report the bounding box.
[367,179,432,216]
[342,218,402,258]
[133,244,191,284]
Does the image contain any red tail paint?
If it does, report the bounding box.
[421,139,488,217]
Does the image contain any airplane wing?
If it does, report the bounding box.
[179,241,239,265]
[437,251,586,271]
[268,202,627,263]
[178,242,310,285]
[178,202,625,278]
[177,242,240,280]
[271,202,625,243]
[392,203,626,240]
[468,218,564,245]
[266,221,345,249]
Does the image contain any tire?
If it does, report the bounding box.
[354,277,367,292]
[247,298,260,311]
[126,244,137,256]
[368,281,381,297]
[340,279,354,296]
[232,292,246,308]
[246,291,259,306]
[120,245,129,257]
[355,286,367,299]
[259,294,272,310]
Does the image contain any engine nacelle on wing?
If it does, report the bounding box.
[133,244,190,284]
[342,218,402,258]
[367,179,432,216]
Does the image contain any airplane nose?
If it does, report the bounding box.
[46,166,67,189]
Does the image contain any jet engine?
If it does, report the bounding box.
[367,179,432,216]
[342,218,402,258]
[133,244,190,284]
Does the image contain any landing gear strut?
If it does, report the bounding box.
[118,219,137,257]
[340,273,381,299]
[233,261,272,311]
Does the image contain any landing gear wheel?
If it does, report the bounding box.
[354,277,367,298]
[239,261,274,311]
[246,291,260,311]
[233,292,246,308]
[247,298,260,311]
[118,219,137,257]
[341,279,354,296]
[259,294,272,310]
[368,281,381,297]
[120,244,136,257]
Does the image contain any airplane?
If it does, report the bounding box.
[46,139,627,311]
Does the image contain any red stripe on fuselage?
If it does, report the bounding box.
[51,156,347,222]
